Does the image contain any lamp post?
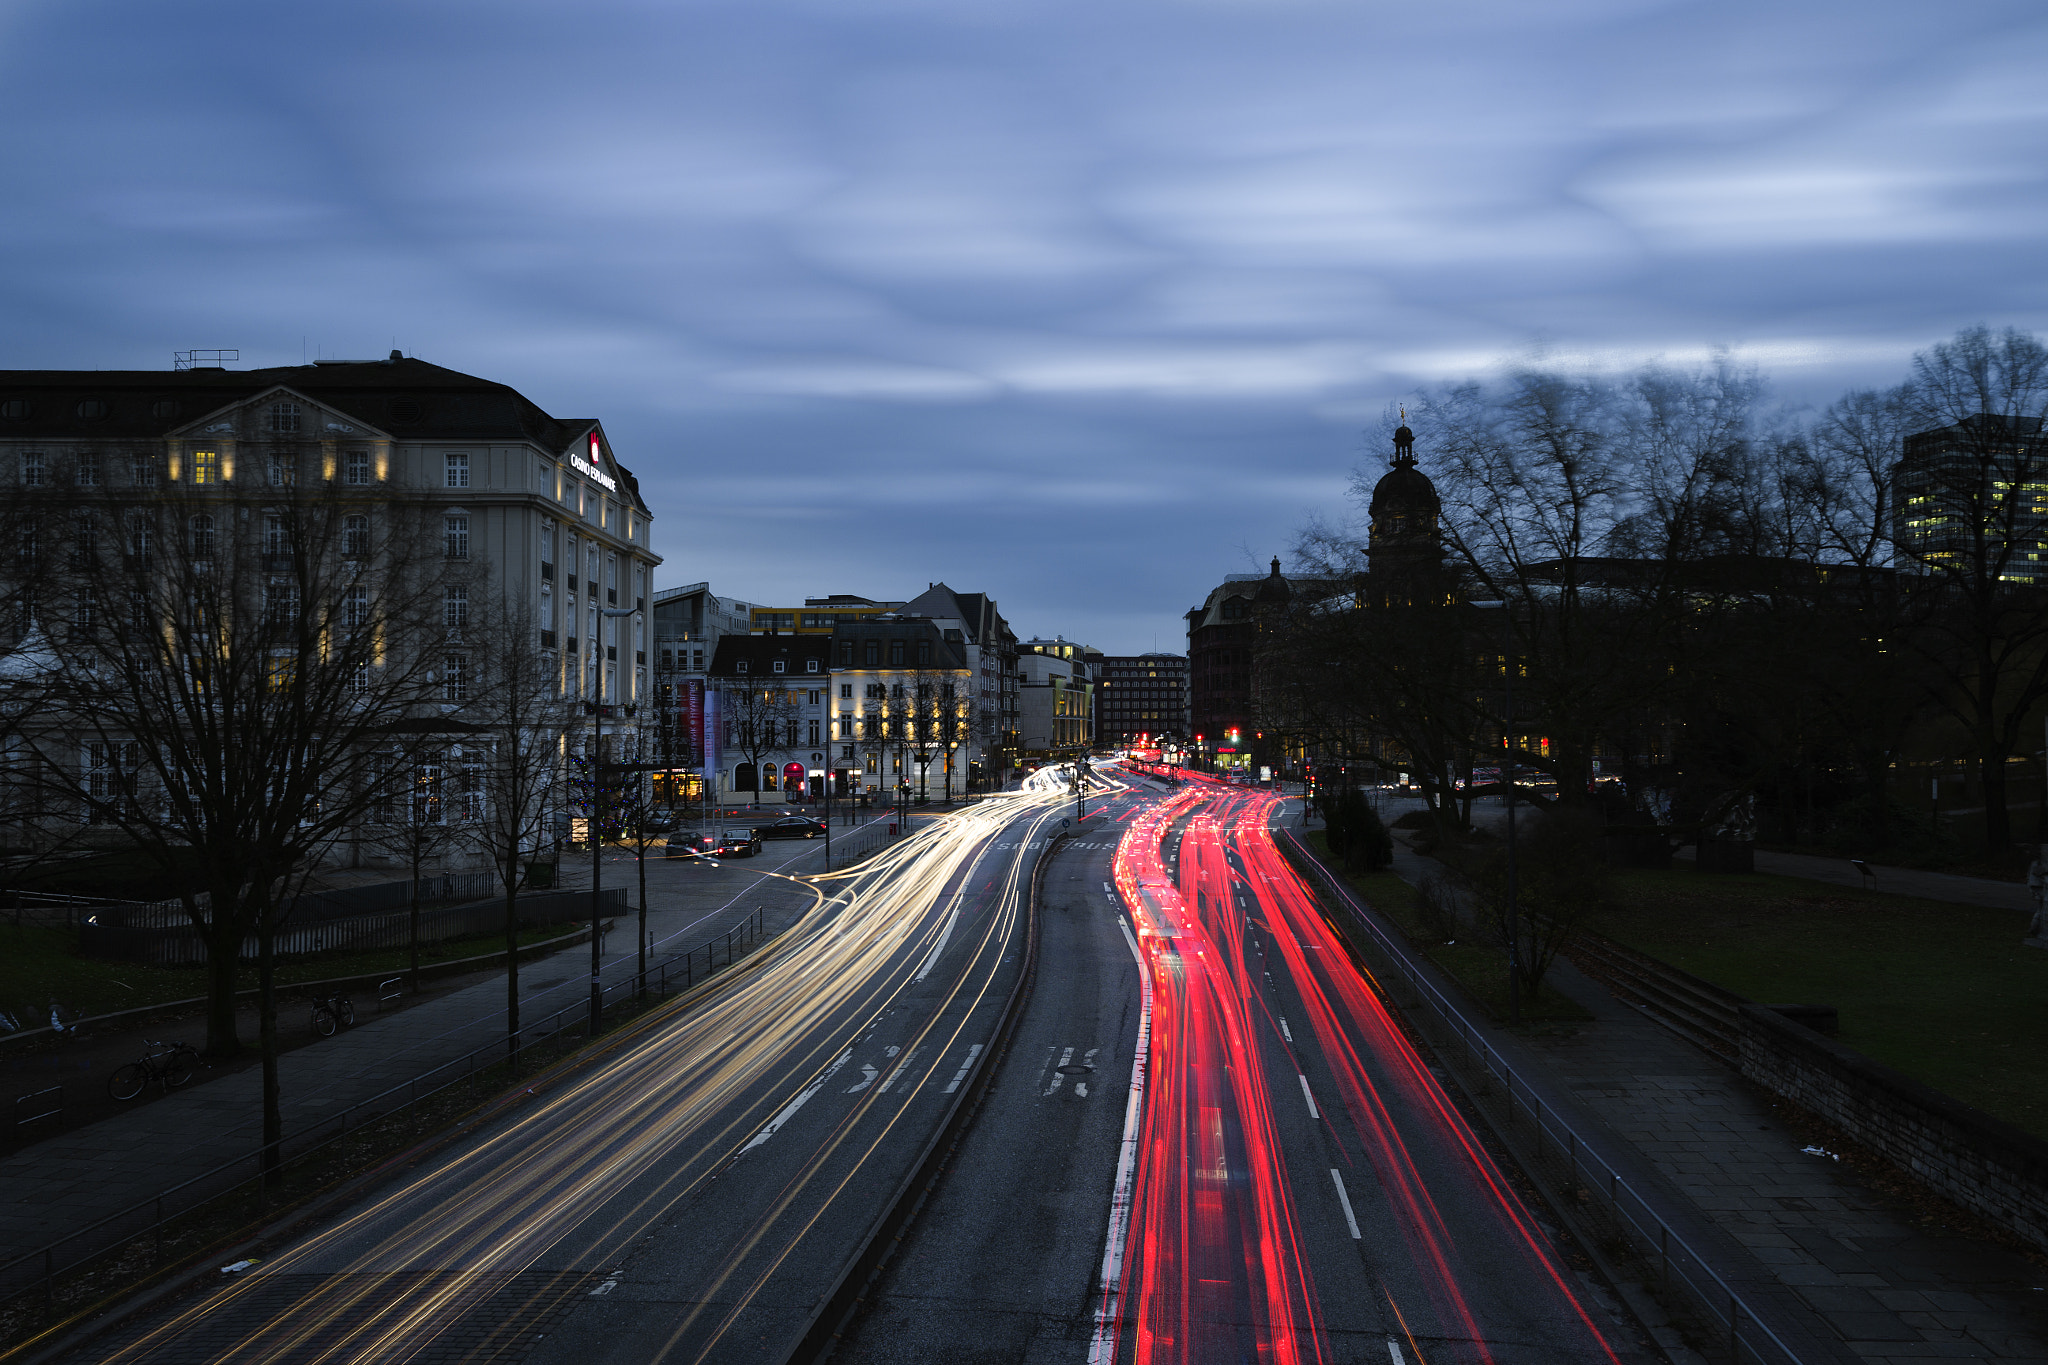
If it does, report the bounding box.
[589,605,637,1036]
[1471,600,1522,1026]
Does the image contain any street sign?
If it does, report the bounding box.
[1061,818,1070,828]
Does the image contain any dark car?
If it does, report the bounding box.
[759,815,827,840]
[712,828,763,858]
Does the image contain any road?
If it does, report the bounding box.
[75,786,1075,1365]
[844,773,1653,1365]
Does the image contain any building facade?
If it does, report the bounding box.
[1096,653,1188,746]
[1017,637,1095,758]
[704,634,834,806]
[897,583,1021,786]
[827,617,975,800]
[1892,413,2048,585]
[0,353,657,864]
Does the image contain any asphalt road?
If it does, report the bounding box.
[835,782,1156,1365]
[843,774,1658,1365]
[72,789,1074,1365]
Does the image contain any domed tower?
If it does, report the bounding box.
[1367,421,1443,576]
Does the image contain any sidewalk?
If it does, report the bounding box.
[0,828,857,1274]
[1306,817,2048,1363]
[1679,845,2033,913]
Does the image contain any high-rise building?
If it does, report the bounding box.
[1893,414,2048,585]
[1097,653,1188,745]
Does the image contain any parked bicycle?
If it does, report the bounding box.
[108,1040,199,1101]
[310,992,356,1037]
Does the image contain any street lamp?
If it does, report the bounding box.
[589,605,638,1035]
[1470,599,1522,1026]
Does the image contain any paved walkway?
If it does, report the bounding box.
[1305,813,2048,1363]
[1677,845,2034,913]
[0,816,910,1277]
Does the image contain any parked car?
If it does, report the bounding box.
[759,815,827,840]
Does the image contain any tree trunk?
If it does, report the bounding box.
[202,898,241,1060]
[258,901,282,1191]
[636,837,648,1000]
[505,852,521,1067]
[408,845,423,991]
[1983,749,2012,851]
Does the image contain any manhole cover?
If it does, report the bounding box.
[1057,1064,1094,1075]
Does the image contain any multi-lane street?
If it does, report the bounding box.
[844,770,1649,1365]
[78,786,1077,1365]
[68,765,1648,1365]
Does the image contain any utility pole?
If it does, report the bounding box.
[1472,601,1521,1026]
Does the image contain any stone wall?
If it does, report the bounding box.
[1737,1003,2048,1251]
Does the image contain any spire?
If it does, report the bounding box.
[1392,413,1416,468]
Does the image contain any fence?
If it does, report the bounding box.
[822,820,903,872]
[0,905,769,1318]
[77,889,627,964]
[1276,828,1810,1365]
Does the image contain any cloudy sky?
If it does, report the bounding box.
[3,0,2044,652]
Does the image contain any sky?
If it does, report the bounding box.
[3,0,2045,654]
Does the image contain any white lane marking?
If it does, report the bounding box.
[1076,1082,1088,1097]
[878,1046,921,1093]
[1088,914,1153,1365]
[744,1049,851,1151]
[942,1043,985,1094]
[589,1279,617,1296]
[913,903,961,983]
[1044,1045,1076,1096]
[1102,881,1112,892]
[846,1064,878,1094]
[1387,1341,1408,1365]
[1279,1016,1293,1043]
[1299,1074,1319,1119]
[1331,1168,1362,1239]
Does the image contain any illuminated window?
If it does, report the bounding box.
[191,449,218,484]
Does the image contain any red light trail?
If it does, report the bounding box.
[1098,781,1624,1364]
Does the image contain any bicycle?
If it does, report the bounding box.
[310,993,356,1037]
[108,1040,199,1101]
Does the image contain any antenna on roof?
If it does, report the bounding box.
[174,349,239,371]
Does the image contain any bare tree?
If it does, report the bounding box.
[461,591,580,1063]
[717,675,802,808]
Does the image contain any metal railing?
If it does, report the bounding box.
[1276,829,1807,1365]
[0,906,769,1318]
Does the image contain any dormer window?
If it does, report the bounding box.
[773,660,786,674]
[806,659,820,673]
[737,660,749,673]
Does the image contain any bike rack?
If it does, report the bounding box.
[12,1087,60,1129]
[377,978,404,1008]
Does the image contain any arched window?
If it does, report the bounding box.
[733,763,757,792]
[783,762,807,798]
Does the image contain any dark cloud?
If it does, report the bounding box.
[3,0,2046,650]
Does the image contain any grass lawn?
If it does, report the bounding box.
[1301,833,1592,1025]
[0,921,583,1032]
[1598,867,2048,1139]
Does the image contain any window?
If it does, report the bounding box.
[917,641,931,665]
[840,684,852,699]
[268,402,301,434]
[606,554,617,605]
[772,660,786,674]
[343,514,369,559]
[865,641,880,666]
[809,719,821,745]
[130,453,158,487]
[838,641,853,667]
[189,449,218,484]
[458,765,484,822]
[445,516,469,560]
[265,576,299,626]
[75,451,98,487]
[187,515,215,559]
[443,653,469,702]
[85,741,139,823]
[343,449,370,485]
[737,659,749,673]
[445,585,468,639]
[445,452,469,488]
[73,588,95,630]
[808,690,822,705]
[539,458,552,492]
[368,757,394,822]
[540,520,555,579]
[889,640,905,666]
[264,514,291,561]
[412,753,445,825]
[21,451,43,486]
[806,658,820,673]
[267,451,294,486]
[344,583,369,629]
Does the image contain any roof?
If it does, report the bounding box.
[0,356,644,501]
[706,635,834,678]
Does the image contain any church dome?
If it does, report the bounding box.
[1368,422,1441,552]
[1253,556,1292,605]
